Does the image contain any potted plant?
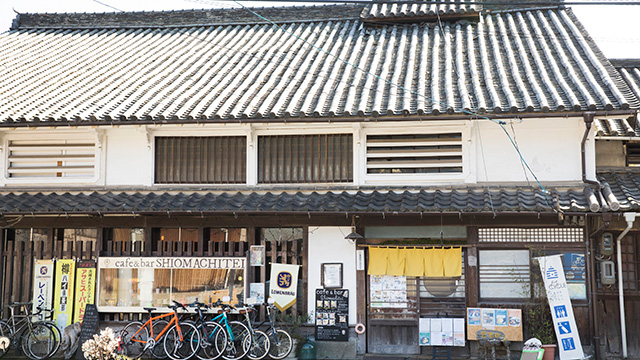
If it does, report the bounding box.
[525,258,556,360]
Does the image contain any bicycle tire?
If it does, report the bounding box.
[120,321,149,360]
[21,322,55,360]
[40,322,61,358]
[150,319,170,359]
[267,329,292,360]
[221,321,250,360]
[163,322,200,360]
[246,329,269,360]
[194,321,227,360]
[0,320,14,358]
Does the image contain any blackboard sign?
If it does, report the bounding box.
[75,304,100,360]
[315,289,349,342]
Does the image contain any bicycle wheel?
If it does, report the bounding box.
[221,321,249,360]
[0,320,14,358]
[163,322,200,360]
[150,319,170,359]
[195,321,227,360]
[21,323,55,360]
[42,322,61,358]
[246,329,269,360]
[120,321,149,360]
[267,329,292,360]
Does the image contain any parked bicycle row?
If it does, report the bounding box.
[118,299,293,360]
[0,302,60,360]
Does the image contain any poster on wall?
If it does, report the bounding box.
[369,275,407,308]
[32,260,54,321]
[250,246,265,266]
[315,289,349,341]
[249,283,265,304]
[467,308,522,341]
[537,255,584,360]
[269,263,300,311]
[53,259,76,329]
[73,260,96,323]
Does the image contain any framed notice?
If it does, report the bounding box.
[322,263,343,289]
[250,245,265,266]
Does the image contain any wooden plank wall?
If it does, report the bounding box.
[597,297,640,358]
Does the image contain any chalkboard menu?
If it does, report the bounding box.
[75,304,100,360]
[315,289,349,342]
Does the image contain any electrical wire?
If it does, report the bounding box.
[91,0,124,12]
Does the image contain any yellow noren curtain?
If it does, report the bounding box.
[368,247,388,275]
[424,248,445,277]
[405,249,425,277]
[386,248,406,276]
[443,247,462,277]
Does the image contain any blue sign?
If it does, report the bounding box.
[546,265,559,279]
[558,321,571,335]
[561,338,576,351]
[554,305,568,318]
[277,271,292,288]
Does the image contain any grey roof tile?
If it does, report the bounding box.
[594,118,639,137]
[0,5,635,125]
[598,171,640,211]
[360,1,481,22]
[0,187,596,214]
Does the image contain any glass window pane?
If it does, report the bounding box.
[479,250,530,298]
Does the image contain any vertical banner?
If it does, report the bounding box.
[32,260,54,321]
[537,255,584,360]
[268,263,299,311]
[53,259,76,329]
[73,260,96,323]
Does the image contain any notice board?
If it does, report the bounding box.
[76,304,100,360]
[466,308,523,341]
[315,289,349,341]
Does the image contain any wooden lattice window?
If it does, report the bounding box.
[258,134,353,183]
[7,139,96,179]
[366,133,462,174]
[155,137,246,184]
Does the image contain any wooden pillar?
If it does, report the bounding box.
[302,226,309,318]
[466,227,479,308]
[355,226,367,355]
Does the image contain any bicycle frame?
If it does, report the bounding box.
[130,310,185,348]
[209,311,235,341]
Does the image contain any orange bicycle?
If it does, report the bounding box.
[119,301,200,360]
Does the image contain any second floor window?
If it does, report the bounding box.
[258,134,353,184]
[155,136,246,184]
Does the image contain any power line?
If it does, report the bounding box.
[90,0,124,12]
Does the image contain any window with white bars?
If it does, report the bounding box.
[478,228,584,242]
[7,139,96,179]
[366,133,463,174]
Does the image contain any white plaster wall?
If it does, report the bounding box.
[307,226,357,326]
[473,117,592,183]
[104,127,153,186]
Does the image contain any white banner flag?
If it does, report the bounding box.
[32,259,54,321]
[269,263,299,311]
[537,255,584,360]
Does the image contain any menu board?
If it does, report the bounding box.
[419,318,465,347]
[76,304,100,360]
[315,289,349,341]
[466,308,523,341]
[369,275,407,308]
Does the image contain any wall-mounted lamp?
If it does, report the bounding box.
[345,216,363,243]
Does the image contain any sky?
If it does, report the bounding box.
[0,0,638,59]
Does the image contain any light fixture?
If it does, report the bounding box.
[345,216,363,243]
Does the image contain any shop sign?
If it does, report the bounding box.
[268,263,299,311]
[315,289,349,342]
[73,260,96,323]
[537,255,584,360]
[53,259,76,329]
[32,260,54,321]
[98,256,246,269]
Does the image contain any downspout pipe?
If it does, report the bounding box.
[617,212,637,359]
[582,112,600,188]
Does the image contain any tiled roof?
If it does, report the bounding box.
[594,118,640,137]
[0,5,635,125]
[0,188,595,214]
[611,59,640,110]
[360,1,481,22]
[598,171,640,211]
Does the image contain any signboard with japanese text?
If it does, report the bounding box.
[73,260,96,323]
[53,259,76,329]
[268,263,299,311]
[315,289,349,341]
[32,260,54,321]
[537,255,584,360]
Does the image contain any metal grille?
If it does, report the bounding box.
[366,133,462,174]
[258,134,353,184]
[7,139,95,179]
[155,136,246,184]
[478,227,584,242]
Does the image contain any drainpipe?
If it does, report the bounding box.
[582,113,600,188]
[617,212,637,359]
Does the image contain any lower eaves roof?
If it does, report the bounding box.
[598,170,640,211]
[0,5,635,124]
[0,187,597,215]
